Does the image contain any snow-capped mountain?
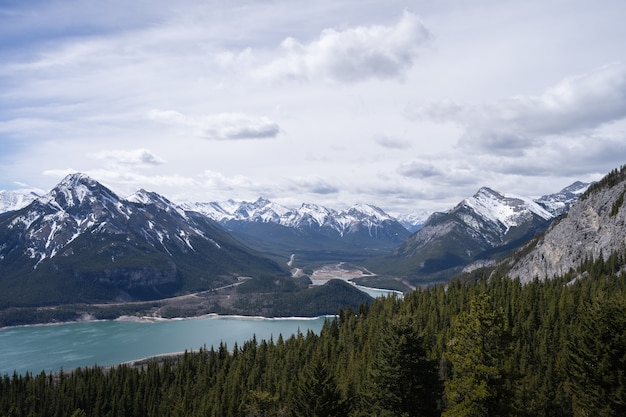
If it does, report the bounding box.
[0,189,40,213]
[0,173,285,307]
[534,181,591,216]
[460,187,553,239]
[371,182,586,284]
[393,209,432,233]
[182,198,412,260]
[184,198,407,237]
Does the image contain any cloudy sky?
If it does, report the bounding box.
[1,0,626,214]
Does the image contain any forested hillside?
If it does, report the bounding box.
[2,251,625,417]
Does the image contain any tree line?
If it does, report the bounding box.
[2,251,626,417]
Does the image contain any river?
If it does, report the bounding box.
[0,315,328,376]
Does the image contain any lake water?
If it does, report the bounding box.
[310,277,403,299]
[0,315,328,376]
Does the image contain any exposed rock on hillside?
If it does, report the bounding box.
[506,167,626,282]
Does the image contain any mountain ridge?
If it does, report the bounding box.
[366,181,589,285]
[0,173,287,307]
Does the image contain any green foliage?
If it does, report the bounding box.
[369,316,440,417]
[566,296,626,417]
[291,355,348,417]
[443,294,512,417]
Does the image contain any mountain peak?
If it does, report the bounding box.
[59,172,96,188]
[463,186,552,228]
[535,181,592,216]
[474,187,504,199]
[38,173,119,211]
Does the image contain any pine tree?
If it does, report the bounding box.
[290,354,347,417]
[369,316,441,417]
[567,296,626,417]
[443,293,513,417]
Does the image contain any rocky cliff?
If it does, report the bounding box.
[505,166,626,282]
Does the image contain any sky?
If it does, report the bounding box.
[1,0,626,215]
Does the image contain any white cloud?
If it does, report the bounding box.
[256,11,430,83]
[410,63,626,150]
[4,1,626,214]
[288,176,340,195]
[92,148,166,167]
[374,134,412,150]
[148,110,280,140]
[397,160,443,178]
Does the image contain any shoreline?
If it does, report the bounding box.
[0,311,335,332]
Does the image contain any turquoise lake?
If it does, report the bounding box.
[0,315,328,376]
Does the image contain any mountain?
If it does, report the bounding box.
[183,198,412,262]
[393,209,432,233]
[369,183,586,285]
[534,181,591,216]
[503,167,626,282]
[0,189,39,213]
[0,174,286,307]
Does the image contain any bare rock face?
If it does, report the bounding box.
[506,170,626,282]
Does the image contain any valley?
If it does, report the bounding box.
[0,172,592,325]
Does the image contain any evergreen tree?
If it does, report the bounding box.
[567,296,626,417]
[443,293,513,417]
[290,354,348,417]
[369,316,441,417]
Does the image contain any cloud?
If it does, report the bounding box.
[397,158,484,188]
[374,134,412,149]
[410,63,626,147]
[257,11,430,83]
[148,110,280,140]
[92,148,166,167]
[397,160,443,178]
[289,176,340,195]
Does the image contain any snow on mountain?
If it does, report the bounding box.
[393,209,432,232]
[534,181,592,216]
[0,173,287,305]
[285,203,332,228]
[6,174,129,265]
[4,173,210,266]
[388,184,572,284]
[463,187,553,231]
[184,198,408,237]
[125,189,189,219]
[0,190,40,213]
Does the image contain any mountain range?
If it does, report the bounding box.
[0,172,593,311]
[182,199,413,263]
[0,174,285,307]
[366,182,590,285]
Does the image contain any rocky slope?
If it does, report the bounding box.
[505,167,626,282]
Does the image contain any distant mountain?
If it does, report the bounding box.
[0,174,286,307]
[534,181,591,216]
[369,182,588,285]
[0,189,40,213]
[183,198,412,262]
[393,209,431,233]
[503,168,626,282]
